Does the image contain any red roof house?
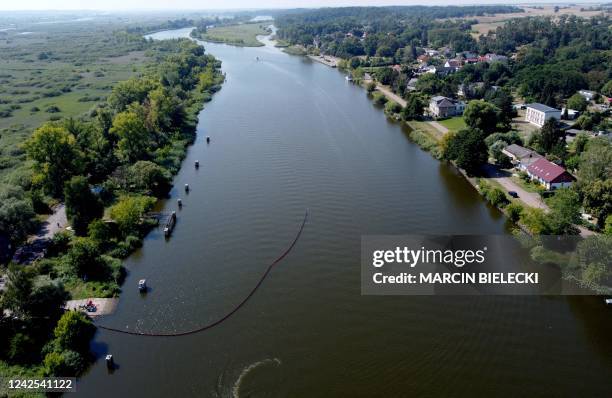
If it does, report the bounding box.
[526,158,574,190]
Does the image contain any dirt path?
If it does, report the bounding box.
[30,204,67,241]
[428,121,449,135]
[375,84,407,107]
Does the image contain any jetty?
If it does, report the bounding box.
[64,298,118,317]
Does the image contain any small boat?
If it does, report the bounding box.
[606,298,612,305]
[195,160,199,168]
[138,279,147,292]
[345,75,353,81]
[105,354,114,369]
[206,136,211,143]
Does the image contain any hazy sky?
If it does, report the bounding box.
[0,0,596,11]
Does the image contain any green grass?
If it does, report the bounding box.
[0,22,152,181]
[197,23,269,47]
[438,116,467,131]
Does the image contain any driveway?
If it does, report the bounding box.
[482,164,594,237]
[482,165,547,210]
[30,204,67,241]
[375,84,407,107]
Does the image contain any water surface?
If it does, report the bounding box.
[77,28,612,397]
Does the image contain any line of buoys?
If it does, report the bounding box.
[95,210,309,337]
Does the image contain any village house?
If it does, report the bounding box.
[502,144,543,170]
[526,158,574,190]
[478,53,508,64]
[560,107,579,120]
[429,96,465,118]
[417,54,430,64]
[525,103,562,127]
[406,77,418,92]
[443,59,462,70]
[578,90,596,101]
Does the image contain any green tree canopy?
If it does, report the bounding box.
[53,311,96,353]
[463,100,503,135]
[110,109,150,163]
[64,176,103,236]
[567,93,588,112]
[24,123,83,197]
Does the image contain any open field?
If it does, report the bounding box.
[467,5,608,37]
[198,23,269,47]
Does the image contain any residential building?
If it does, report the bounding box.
[578,90,596,101]
[560,108,579,120]
[479,53,508,63]
[525,103,561,127]
[502,144,543,170]
[526,158,574,190]
[444,59,461,69]
[406,78,418,92]
[429,96,465,118]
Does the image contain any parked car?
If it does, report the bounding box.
[508,191,519,198]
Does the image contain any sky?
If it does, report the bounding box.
[0,0,600,11]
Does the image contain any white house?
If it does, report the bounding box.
[525,103,561,127]
[578,90,596,101]
[429,96,465,118]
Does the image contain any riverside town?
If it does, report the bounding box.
[0,1,610,397]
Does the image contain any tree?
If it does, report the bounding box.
[366,82,376,94]
[605,215,612,235]
[53,311,95,353]
[44,350,85,377]
[547,188,580,235]
[66,238,106,279]
[520,207,550,235]
[401,94,425,121]
[486,188,509,207]
[109,195,155,237]
[0,185,36,245]
[26,283,69,322]
[108,77,158,113]
[64,176,103,235]
[577,138,612,184]
[567,93,588,112]
[110,110,149,163]
[1,266,33,318]
[444,128,488,175]
[127,161,171,197]
[24,123,83,197]
[463,100,503,135]
[537,119,565,154]
[581,179,612,228]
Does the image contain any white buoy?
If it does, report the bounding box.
[184,183,190,192]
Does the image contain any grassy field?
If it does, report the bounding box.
[438,116,466,132]
[466,5,606,38]
[0,19,153,180]
[198,23,270,47]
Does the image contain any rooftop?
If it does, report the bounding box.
[527,158,574,183]
[526,103,560,113]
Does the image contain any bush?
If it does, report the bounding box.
[384,100,402,115]
[486,188,509,207]
[44,350,85,377]
[506,202,524,222]
[53,311,96,353]
[372,92,388,105]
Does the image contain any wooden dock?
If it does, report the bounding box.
[64,298,119,317]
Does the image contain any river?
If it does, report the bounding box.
[76,28,612,397]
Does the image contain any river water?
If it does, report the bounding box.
[76,28,612,397]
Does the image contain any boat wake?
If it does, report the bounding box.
[232,358,282,398]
